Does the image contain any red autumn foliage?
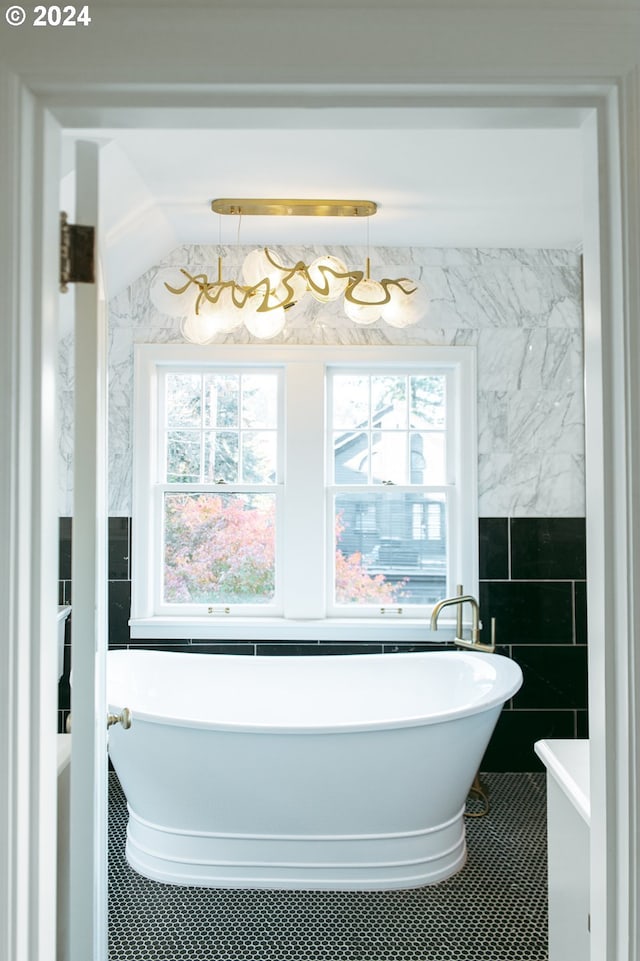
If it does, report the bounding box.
[164,495,403,605]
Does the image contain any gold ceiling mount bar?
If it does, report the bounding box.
[211,198,377,218]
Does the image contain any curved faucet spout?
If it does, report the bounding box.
[430,593,479,633]
[431,591,494,652]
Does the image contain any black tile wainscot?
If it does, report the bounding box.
[58,515,588,769]
[479,517,588,771]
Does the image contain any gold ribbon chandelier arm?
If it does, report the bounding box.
[262,247,300,275]
[201,275,286,314]
[262,249,316,305]
[391,278,419,296]
[344,276,418,307]
[264,246,368,303]
[309,264,362,300]
[161,251,427,331]
[240,278,275,311]
[256,273,299,311]
[163,267,209,295]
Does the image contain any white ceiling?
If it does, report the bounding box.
[60,108,584,297]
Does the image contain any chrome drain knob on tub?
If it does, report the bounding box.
[66,707,132,732]
[107,708,132,730]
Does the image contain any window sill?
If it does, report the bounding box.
[129,616,459,643]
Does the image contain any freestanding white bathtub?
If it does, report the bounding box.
[107,648,522,890]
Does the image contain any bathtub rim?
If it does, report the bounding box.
[107,648,522,735]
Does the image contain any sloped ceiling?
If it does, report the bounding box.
[60,109,584,299]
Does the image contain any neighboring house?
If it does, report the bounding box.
[335,402,447,602]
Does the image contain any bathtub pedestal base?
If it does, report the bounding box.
[125,806,467,890]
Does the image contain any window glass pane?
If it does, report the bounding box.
[241,374,278,428]
[163,492,276,605]
[242,431,277,483]
[334,492,447,606]
[331,371,446,487]
[409,375,446,429]
[165,373,202,427]
[166,431,200,483]
[203,431,238,483]
[371,431,407,485]
[334,431,369,484]
[410,432,446,484]
[165,370,280,485]
[371,375,407,428]
[332,375,369,429]
[204,374,239,428]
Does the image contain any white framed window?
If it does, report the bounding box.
[157,366,284,616]
[131,345,477,640]
[327,366,455,617]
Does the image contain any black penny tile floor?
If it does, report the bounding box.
[108,771,548,961]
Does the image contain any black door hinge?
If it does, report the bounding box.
[60,211,95,292]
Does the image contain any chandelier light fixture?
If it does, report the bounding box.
[149,198,430,342]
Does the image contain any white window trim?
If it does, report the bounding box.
[130,344,477,641]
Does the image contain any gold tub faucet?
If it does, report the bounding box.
[430,585,496,653]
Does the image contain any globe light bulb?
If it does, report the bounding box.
[344,278,385,325]
[179,286,247,343]
[242,248,289,289]
[380,280,429,328]
[149,267,193,317]
[308,255,349,303]
[270,269,309,308]
[196,286,245,333]
[180,309,219,345]
[243,293,286,339]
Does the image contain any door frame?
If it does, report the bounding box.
[68,140,109,961]
[0,40,639,961]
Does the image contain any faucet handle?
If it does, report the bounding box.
[456,584,464,636]
[454,614,496,654]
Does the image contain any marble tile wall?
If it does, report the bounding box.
[57,244,584,518]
